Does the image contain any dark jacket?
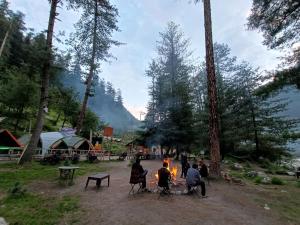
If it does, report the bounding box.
[199,164,208,177]
[130,162,144,184]
[158,167,171,188]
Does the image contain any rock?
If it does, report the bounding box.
[232,177,245,185]
[0,217,8,225]
[246,171,258,177]
[286,171,295,176]
[261,177,271,184]
[233,163,243,170]
[257,171,267,177]
[264,204,270,210]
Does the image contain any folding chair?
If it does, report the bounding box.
[189,185,201,197]
[129,182,143,195]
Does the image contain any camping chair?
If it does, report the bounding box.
[157,177,172,198]
[157,184,171,198]
[129,182,143,195]
[129,167,144,195]
[189,185,202,197]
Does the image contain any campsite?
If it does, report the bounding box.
[0,0,300,225]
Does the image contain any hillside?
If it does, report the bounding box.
[269,86,300,155]
[60,70,141,133]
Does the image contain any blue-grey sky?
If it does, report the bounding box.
[9,0,283,119]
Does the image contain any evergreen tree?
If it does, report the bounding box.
[144,22,194,155]
[247,0,300,49]
[116,88,123,105]
[70,0,120,134]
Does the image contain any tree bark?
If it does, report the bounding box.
[203,0,221,176]
[19,0,59,164]
[14,104,25,132]
[76,0,98,135]
[0,21,12,58]
[250,104,259,153]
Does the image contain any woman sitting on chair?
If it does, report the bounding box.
[130,158,148,191]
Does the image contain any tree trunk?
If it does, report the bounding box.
[62,115,67,128]
[14,104,25,132]
[0,21,12,58]
[19,0,59,164]
[203,0,221,176]
[250,105,259,153]
[55,111,61,125]
[76,0,98,135]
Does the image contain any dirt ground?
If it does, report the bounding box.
[34,160,289,225]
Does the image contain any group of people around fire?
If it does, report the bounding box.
[130,151,208,197]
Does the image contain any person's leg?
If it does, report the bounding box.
[184,168,188,178]
[141,177,146,188]
[181,164,184,177]
[187,183,191,192]
[199,180,206,196]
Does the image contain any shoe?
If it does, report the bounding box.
[201,195,208,198]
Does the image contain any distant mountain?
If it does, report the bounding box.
[59,69,141,133]
[269,86,300,155]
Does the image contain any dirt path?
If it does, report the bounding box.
[55,160,283,225]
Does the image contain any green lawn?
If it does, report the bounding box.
[0,161,110,225]
[0,161,107,190]
[0,194,80,225]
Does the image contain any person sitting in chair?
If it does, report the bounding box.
[158,162,171,193]
[199,160,208,178]
[186,163,206,197]
[130,158,148,191]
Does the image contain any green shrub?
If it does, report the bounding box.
[254,176,263,184]
[8,182,26,198]
[64,159,71,166]
[271,177,284,185]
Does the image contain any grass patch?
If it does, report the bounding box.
[296,181,300,188]
[254,176,263,184]
[271,177,284,185]
[229,171,244,179]
[253,178,300,225]
[0,194,79,225]
[0,161,108,191]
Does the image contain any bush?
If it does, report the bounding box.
[254,176,263,184]
[8,182,26,198]
[271,177,284,185]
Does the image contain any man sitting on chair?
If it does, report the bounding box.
[186,163,206,197]
[130,158,148,191]
[158,162,171,193]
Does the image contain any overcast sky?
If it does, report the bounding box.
[9,0,283,119]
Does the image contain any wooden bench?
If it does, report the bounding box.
[85,173,110,189]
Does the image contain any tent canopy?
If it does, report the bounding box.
[18,132,92,155]
[0,129,22,149]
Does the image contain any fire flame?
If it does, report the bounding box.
[155,159,178,181]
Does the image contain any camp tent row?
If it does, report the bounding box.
[18,132,93,156]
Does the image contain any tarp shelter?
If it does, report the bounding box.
[62,136,93,150]
[18,132,92,155]
[0,129,22,154]
[19,132,65,155]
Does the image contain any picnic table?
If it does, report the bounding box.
[85,173,110,189]
[58,166,80,184]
